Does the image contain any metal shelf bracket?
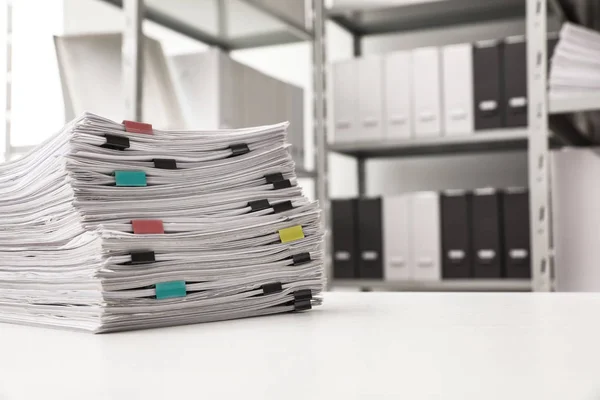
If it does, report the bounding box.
[527,0,553,291]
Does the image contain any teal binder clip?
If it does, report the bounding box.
[115,170,147,187]
[155,281,186,300]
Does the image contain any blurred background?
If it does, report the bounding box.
[2,0,600,293]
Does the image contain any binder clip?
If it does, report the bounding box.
[129,251,156,265]
[131,220,164,234]
[278,225,304,243]
[292,252,311,266]
[264,173,284,183]
[248,199,271,212]
[155,280,186,299]
[261,282,283,295]
[153,159,177,170]
[292,289,312,312]
[229,143,250,157]
[272,200,293,213]
[123,120,153,134]
[102,134,130,151]
[114,171,147,187]
[273,180,292,190]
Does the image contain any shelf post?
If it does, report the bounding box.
[4,0,12,161]
[312,0,329,287]
[527,0,552,291]
[123,0,144,122]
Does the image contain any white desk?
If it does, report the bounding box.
[1,292,600,400]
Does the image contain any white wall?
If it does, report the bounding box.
[0,0,65,159]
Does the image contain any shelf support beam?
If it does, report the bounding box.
[238,0,314,42]
[4,0,12,161]
[312,0,329,288]
[122,0,144,122]
[527,0,553,291]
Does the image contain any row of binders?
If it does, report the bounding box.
[332,188,530,282]
[333,35,558,141]
[0,114,324,333]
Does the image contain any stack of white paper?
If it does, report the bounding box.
[0,113,324,333]
[549,22,600,96]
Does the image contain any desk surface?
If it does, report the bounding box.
[1,292,600,400]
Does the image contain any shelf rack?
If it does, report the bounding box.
[326,0,600,292]
[333,279,532,292]
[328,0,526,35]
[329,128,531,158]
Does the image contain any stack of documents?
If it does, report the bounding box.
[0,113,324,333]
[549,22,600,96]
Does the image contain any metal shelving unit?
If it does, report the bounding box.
[326,0,600,292]
[5,0,599,293]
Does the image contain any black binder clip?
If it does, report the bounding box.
[272,200,293,214]
[261,282,283,295]
[273,180,292,190]
[293,289,312,311]
[153,158,177,170]
[229,143,250,157]
[102,134,130,151]
[129,251,156,265]
[292,252,311,266]
[248,199,271,212]
[264,173,284,183]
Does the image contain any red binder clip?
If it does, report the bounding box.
[131,220,164,234]
[123,120,153,134]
